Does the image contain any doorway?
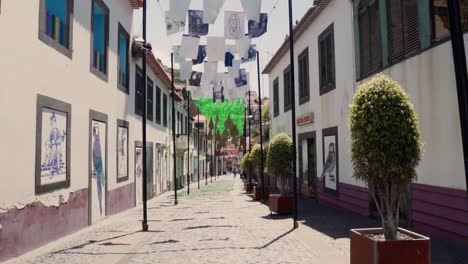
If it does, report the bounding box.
[298,132,317,199]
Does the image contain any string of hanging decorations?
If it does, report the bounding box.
[164,0,268,135]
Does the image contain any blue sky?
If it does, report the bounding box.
[133,0,314,97]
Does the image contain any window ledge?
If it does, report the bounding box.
[117,83,129,94]
[299,96,310,105]
[90,66,109,82]
[319,84,336,96]
[39,33,73,59]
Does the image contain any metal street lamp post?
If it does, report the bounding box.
[288,0,299,229]
[447,0,468,190]
[170,53,178,206]
[256,50,265,203]
[198,109,201,189]
[187,98,190,195]
[141,0,149,232]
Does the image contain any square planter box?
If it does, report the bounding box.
[268,194,293,215]
[254,186,269,201]
[350,228,430,264]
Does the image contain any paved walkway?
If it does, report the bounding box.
[6,176,347,264]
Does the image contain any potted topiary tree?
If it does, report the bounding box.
[267,133,294,215]
[250,143,269,201]
[240,151,252,192]
[349,75,428,264]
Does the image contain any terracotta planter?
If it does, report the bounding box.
[268,194,293,215]
[254,186,269,201]
[350,228,430,264]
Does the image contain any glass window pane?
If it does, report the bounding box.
[45,0,68,47]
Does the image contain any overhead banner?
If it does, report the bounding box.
[248,13,268,38]
[225,11,245,40]
[192,45,207,65]
[241,0,261,22]
[236,35,251,59]
[241,44,257,63]
[165,11,186,36]
[180,35,200,60]
[189,71,203,87]
[172,46,184,64]
[169,0,191,21]
[203,0,225,24]
[228,59,241,78]
[180,61,193,80]
[207,36,226,62]
[203,61,218,81]
[235,69,249,88]
[189,10,209,37]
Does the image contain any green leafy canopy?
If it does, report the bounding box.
[349,75,423,183]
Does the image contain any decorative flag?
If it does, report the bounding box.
[248,13,268,38]
[165,11,186,36]
[212,78,225,103]
[203,0,225,24]
[192,45,207,65]
[173,46,183,64]
[180,35,200,60]
[189,10,209,37]
[203,61,218,81]
[235,69,249,88]
[180,61,193,80]
[228,59,241,78]
[207,36,226,62]
[241,45,257,63]
[241,0,261,22]
[169,0,191,21]
[189,71,203,87]
[225,51,234,67]
[235,36,251,59]
[225,11,245,40]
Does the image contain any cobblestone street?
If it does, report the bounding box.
[6,176,348,264]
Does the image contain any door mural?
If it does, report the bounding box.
[89,110,107,225]
[194,157,199,182]
[135,144,143,206]
[146,144,154,200]
[322,127,339,195]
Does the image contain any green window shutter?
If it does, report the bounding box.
[379,0,389,67]
[418,0,431,49]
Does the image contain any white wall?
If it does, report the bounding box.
[0,0,175,212]
[268,0,468,192]
[363,40,468,191]
[268,0,362,187]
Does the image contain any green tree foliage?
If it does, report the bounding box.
[262,103,270,121]
[349,75,422,241]
[267,133,294,196]
[240,151,251,172]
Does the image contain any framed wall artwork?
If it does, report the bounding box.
[322,126,339,196]
[35,94,71,194]
[88,110,108,225]
[117,119,129,182]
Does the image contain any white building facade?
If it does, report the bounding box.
[265,0,468,243]
[0,0,185,261]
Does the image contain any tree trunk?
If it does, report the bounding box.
[383,214,398,241]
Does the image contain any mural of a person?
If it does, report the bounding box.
[92,123,105,215]
[321,142,336,182]
[43,112,66,178]
[118,128,127,176]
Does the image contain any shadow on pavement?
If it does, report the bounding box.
[184,225,238,230]
[297,199,468,264]
[170,218,196,222]
[149,239,179,245]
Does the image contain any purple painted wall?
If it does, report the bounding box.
[0,188,88,262]
[317,182,369,216]
[107,182,135,216]
[412,183,468,243]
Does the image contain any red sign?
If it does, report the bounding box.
[297,113,314,126]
